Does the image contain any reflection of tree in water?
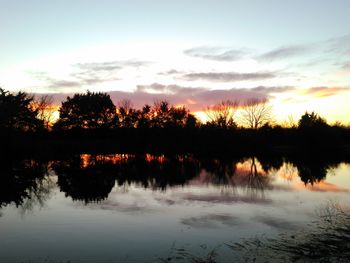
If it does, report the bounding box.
[198,157,237,186]
[235,157,271,200]
[290,158,339,185]
[0,159,51,210]
[257,155,284,173]
[114,154,200,190]
[192,157,272,202]
[53,156,116,204]
[275,162,299,181]
[52,154,200,203]
[19,175,56,215]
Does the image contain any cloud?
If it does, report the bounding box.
[258,45,311,61]
[75,60,149,71]
[325,34,350,55]
[157,69,183,76]
[184,46,247,62]
[181,213,239,228]
[182,72,276,82]
[32,83,297,111]
[295,181,350,193]
[298,87,350,98]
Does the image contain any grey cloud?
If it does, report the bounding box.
[258,45,311,61]
[253,215,298,230]
[181,214,240,228]
[158,69,183,75]
[251,86,295,93]
[342,63,350,70]
[184,46,247,62]
[75,60,149,71]
[32,83,296,111]
[325,34,350,55]
[182,72,276,82]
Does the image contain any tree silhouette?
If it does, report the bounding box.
[137,104,152,128]
[205,100,239,128]
[0,88,43,131]
[33,94,56,129]
[116,99,139,128]
[298,111,328,129]
[151,100,171,127]
[240,98,273,129]
[148,100,197,128]
[54,91,116,129]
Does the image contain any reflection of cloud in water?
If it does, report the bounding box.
[182,193,272,204]
[74,199,155,214]
[294,181,350,193]
[181,213,239,228]
[253,215,298,230]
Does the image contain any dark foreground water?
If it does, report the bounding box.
[0,154,349,262]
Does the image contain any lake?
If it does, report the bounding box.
[0,154,349,262]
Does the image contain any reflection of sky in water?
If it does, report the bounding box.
[0,157,349,263]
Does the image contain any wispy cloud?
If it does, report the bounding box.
[182,72,276,82]
[258,45,311,61]
[297,87,350,98]
[183,46,248,62]
[75,60,149,71]
[325,34,350,55]
[31,83,297,110]
[30,60,150,92]
[157,69,183,76]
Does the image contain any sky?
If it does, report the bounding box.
[1,0,350,123]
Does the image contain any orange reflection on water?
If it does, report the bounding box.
[275,162,299,181]
[293,181,350,193]
[145,154,165,163]
[80,154,134,168]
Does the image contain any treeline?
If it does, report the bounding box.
[0,88,346,131]
[1,88,350,156]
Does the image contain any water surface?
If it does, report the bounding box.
[0,154,349,262]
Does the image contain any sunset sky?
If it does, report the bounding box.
[1,0,350,124]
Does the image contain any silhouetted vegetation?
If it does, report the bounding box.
[0,88,43,131]
[53,91,116,129]
[0,159,49,208]
[205,100,238,128]
[0,89,350,157]
[298,111,329,129]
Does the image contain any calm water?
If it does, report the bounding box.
[0,154,349,262]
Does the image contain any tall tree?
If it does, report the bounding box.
[0,88,43,131]
[54,91,116,129]
[240,98,273,129]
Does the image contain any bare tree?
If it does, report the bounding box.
[117,99,138,128]
[281,114,297,128]
[205,100,239,128]
[240,98,272,129]
[117,99,133,115]
[34,95,56,129]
